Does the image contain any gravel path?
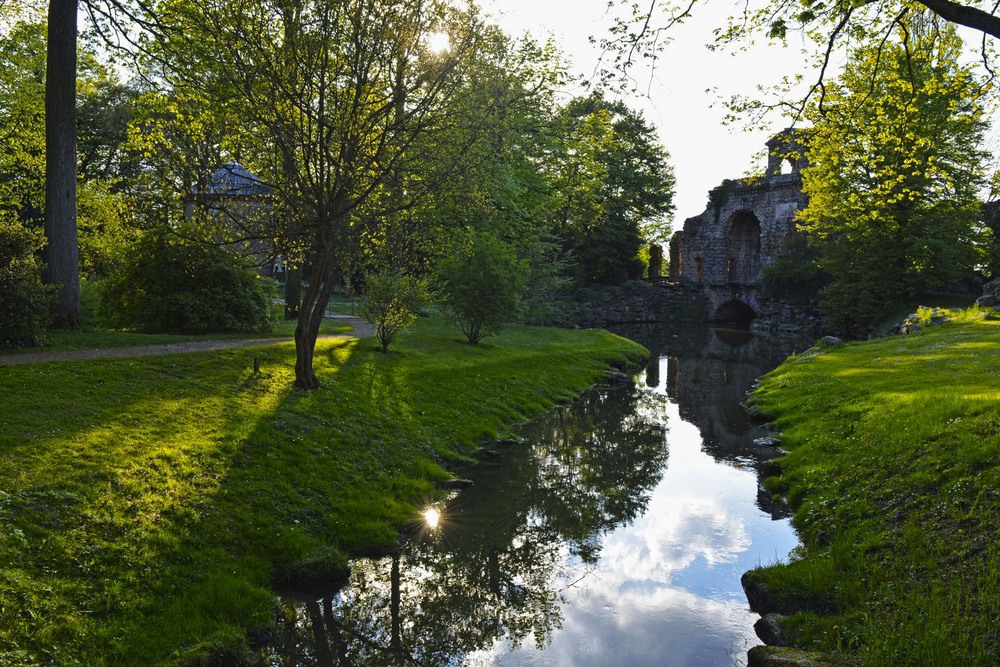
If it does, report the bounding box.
[0,315,374,367]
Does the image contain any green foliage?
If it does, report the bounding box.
[0,18,136,279]
[436,232,527,344]
[0,314,645,663]
[797,22,990,335]
[358,268,427,352]
[760,236,830,303]
[100,231,274,334]
[552,93,675,285]
[0,219,54,348]
[754,317,1000,663]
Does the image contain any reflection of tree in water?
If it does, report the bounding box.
[262,384,668,666]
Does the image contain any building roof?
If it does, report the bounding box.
[207,161,270,197]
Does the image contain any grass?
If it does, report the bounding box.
[0,318,352,355]
[749,307,1000,665]
[0,316,645,665]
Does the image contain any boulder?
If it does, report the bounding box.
[742,570,782,615]
[818,336,843,346]
[754,613,788,646]
[747,646,849,667]
[977,294,998,308]
[754,436,783,448]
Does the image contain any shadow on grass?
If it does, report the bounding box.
[0,319,644,664]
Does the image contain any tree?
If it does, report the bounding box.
[44,0,82,327]
[0,18,136,283]
[156,0,484,389]
[436,231,527,344]
[797,20,989,334]
[0,219,55,348]
[358,268,426,353]
[551,93,674,285]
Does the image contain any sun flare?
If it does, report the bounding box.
[425,31,451,55]
[423,507,441,529]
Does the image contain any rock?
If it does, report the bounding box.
[754,436,783,448]
[977,294,998,307]
[437,478,474,490]
[747,646,849,667]
[497,437,522,447]
[754,613,788,646]
[479,449,502,459]
[818,336,843,346]
[742,570,782,615]
[759,460,783,478]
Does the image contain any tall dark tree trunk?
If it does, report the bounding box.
[44,0,82,327]
[294,252,336,390]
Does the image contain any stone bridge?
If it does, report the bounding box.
[669,130,810,327]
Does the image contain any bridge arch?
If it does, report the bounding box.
[711,299,756,327]
[727,211,761,284]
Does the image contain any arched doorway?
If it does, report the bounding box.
[712,300,756,328]
[727,212,761,284]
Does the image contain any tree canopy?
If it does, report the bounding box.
[797,19,990,333]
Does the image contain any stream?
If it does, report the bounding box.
[262,326,804,666]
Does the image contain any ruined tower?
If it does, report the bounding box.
[670,129,809,324]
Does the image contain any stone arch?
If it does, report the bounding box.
[727,211,761,284]
[712,300,756,327]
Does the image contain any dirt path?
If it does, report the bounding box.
[0,315,374,367]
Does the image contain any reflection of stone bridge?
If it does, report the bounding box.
[668,130,809,326]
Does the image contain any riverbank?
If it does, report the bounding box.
[0,316,645,665]
[745,309,1000,665]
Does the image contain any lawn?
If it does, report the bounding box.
[748,309,1000,665]
[0,316,645,665]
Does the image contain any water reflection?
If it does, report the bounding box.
[264,384,669,666]
[263,327,803,666]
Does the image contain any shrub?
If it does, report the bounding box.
[0,220,54,348]
[436,232,526,344]
[101,230,274,334]
[358,268,426,353]
[760,256,830,303]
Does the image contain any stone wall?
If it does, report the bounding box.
[570,281,708,328]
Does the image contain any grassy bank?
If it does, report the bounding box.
[0,316,645,665]
[749,309,1000,665]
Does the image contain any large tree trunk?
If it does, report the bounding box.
[44,0,82,327]
[294,253,336,390]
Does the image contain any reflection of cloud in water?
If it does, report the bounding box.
[462,399,769,667]
[469,585,755,666]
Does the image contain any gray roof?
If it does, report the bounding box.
[207,162,270,197]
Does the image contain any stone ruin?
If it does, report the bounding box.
[669,129,814,330]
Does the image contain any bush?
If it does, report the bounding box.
[101,231,274,334]
[0,220,54,348]
[760,256,830,303]
[358,268,426,353]
[436,232,526,344]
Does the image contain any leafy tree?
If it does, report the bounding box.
[552,93,674,285]
[100,230,274,334]
[797,21,989,334]
[436,232,527,345]
[359,268,426,353]
[155,0,485,389]
[0,219,54,348]
[0,18,135,281]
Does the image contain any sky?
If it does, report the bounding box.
[480,0,808,225]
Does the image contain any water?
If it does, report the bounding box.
[263,326,803,666]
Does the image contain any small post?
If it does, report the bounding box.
[253,357,260,374]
